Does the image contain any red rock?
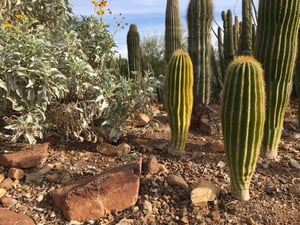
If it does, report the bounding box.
[0,208,35,225]
[51,158,142,221]
[0,196,17,207]
[210,143,225,153]
[8,167,25,180]
[143,156,161,174]
[0,143,48,168]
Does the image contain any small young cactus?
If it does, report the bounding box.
[166,50,193,156]
[221,55,265,201]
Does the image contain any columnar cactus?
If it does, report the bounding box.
[221,55,265,201]
[165,0,182,62]
[240,0,253,54]
[187,0,214,106]
[254,0,300,159]
[166,50,193,156]
[222,10,235,70]
[127,24,142,77]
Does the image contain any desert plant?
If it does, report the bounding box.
[254,0,300,159]
[127,24,143,77]
[165,0,182,62]
[166,50,193,156]
[187,0,214,106]
[221,55,265,201]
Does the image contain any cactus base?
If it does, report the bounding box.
[168,146,184,157]
[231,189,250,201]
[264,151,278,160]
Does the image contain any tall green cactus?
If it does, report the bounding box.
[165,0,182,63]
[127,24,142,77]
[166,50,193,156]
[240,0,253,54]
[254,0,300,159]
[187,0,214,106]
[222,10,235,70]
[221,55,265,201]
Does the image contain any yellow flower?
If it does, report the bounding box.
[92,0,97,5]
[100,1,108,8]
[96,10,105,16]
[3,21,13,28]
[15,14,26,21]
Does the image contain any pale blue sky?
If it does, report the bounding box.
[69,0,258,57]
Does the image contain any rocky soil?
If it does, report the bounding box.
[0,104,299,225]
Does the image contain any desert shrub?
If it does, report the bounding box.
[0,11,159,144]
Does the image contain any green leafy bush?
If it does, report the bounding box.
[0,12,159,144]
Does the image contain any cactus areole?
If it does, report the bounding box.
[166,50,193,156]
[221,56,265,201]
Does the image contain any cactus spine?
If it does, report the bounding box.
[254,0,300,159]
[127,24,142,77]
[187,0,214,106]
[166,50,193,156]
[221,56,265,201]
[165,0,182,62]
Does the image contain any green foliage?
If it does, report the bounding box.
[0,6,159,144]
[221,56,265,200]
[0,16,69,143]
[0,0,72,28]
[68,16,117,71]
[166,50,193,156]
[255,0,300,159]
[141,34,165,76]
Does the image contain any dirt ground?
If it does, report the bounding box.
[0,103,299,225]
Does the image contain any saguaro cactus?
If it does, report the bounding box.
[221,55,265,201]
[187,0,214,106]
[165,0,182,62]
[254,0,300,159]
[166,50,193,156]
[127,24,142,77]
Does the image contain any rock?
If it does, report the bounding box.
[51,158,142,221]
[131,113,151,127]
[289,183,300,196]
[0,178,13,190]
[0,208,35,225]
[0,196,17,207]
[0,143,48,168]
[210,143,225,153]
[166,175,189,190]
[96,142,131,157]
[0,188,6,198]
[26,164,54,184]
[8,167,25,180]
[191,180,221,206]
[0,174,4,183]
[116,218,134,225]
[143,156,161,174]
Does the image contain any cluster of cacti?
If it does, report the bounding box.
[187,0,214,106]
[127,24,143,77]
[254,0,300,159]
[221,55,265,200]
[165,0,182,63]
[165,50,193,156]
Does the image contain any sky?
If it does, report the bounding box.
[69,0,258,57]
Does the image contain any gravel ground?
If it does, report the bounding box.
[0,105,299,225]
